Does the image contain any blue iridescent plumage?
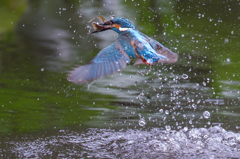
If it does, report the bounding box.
[68,17,178,84]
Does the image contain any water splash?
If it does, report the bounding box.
[5,126,240,158]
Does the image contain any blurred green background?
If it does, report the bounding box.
[0,0,240,136]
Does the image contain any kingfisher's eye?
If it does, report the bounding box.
[110,20,114,24]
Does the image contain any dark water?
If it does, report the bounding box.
[0,0,240,158]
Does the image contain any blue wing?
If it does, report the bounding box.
[138,33,178,64]
[68,41,130,84]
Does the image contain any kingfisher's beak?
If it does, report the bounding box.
[100,20,112,26]
[89,20,113,34]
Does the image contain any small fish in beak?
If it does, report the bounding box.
[88,16,112,34]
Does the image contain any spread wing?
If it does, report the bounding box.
[138,33,178,64]
[68,41,130,84]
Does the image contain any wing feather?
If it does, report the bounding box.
[68,40,130,84]
[140,33,178,64]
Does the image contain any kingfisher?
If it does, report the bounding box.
[68,17,178,84]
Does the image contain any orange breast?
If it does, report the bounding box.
[131,41,141,58]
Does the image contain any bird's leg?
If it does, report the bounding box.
[142,59,151,65]
[141,55,153,66]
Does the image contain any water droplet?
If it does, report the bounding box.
[165,125,171,131]
[192,104,197,109]
[165,110,169,115]
[182,74,188,79]
[159,109,163,113]
[189,120,193,124]
[183,127,188,132]
[203,81,206,86]
[147,99,150,104]
[203,111,211,119]
[138,118,146,127]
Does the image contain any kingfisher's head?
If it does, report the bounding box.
[92,17,136,34]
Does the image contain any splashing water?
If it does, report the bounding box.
[4,126,240,158]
